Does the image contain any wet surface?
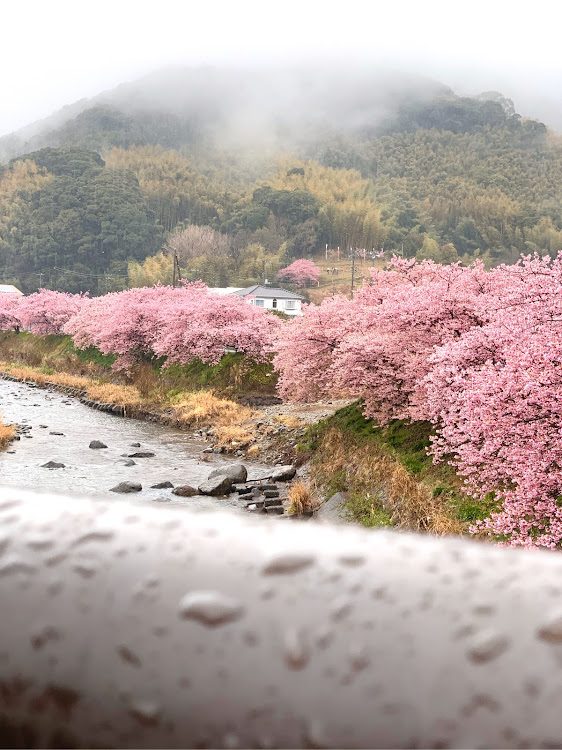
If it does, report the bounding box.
[0,380,273,509]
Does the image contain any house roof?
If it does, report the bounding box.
[208,287,244,296]
[233,285,304,300]
[0,284,23,295]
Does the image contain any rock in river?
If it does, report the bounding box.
[41,461,65,469]
[110,481,142,494]
[271,465,297,482]
[128,451,155,459]
[89,440,108,449]
[172,485,198,497]
[151,481,174,489]
[208,463,248,483]
[198,474,234,496]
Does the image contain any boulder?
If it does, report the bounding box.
[130,442,141,447]
[198,475,234,496]
[89,440,107,449]
[208,464,247,483]
[128,451,155,458]
[264,490,280,498]
[313,492,351,525]
[119,459,136,467]
[50,431,65,436]
[41,461,65,469]
[172,485,198,497]
[270,465,296,482]
[110,481,142,494]
[151,481,174,489]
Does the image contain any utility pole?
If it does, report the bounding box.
[175,254,182,284]
[350,247,355,296]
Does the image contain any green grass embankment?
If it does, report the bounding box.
[0,331,278,401]
[298,401,497,535]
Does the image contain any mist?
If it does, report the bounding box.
[2,0,562,139]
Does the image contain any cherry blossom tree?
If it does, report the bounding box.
[276,259,320,287]
[0,293,22,331]
[66,282,280,370]
[18,290,88,335]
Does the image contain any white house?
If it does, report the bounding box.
[209,285,304,316]
[0,284,23,296]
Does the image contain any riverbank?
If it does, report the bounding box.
[0,331,485,536]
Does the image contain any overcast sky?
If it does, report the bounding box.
[2,0,562,136]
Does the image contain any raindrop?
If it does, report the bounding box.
[118,645,142,667]
[31,625,61,650]
[178,591,245,627]
[0,500,21,512]
[222,732,240,748]
[304,718,329,748]
[330,598,352,622]
[72,531,114,547]
[72,564,97,579]
[337,554,365,567]
[349,644,370,672]
[259,586,275,600]
[47,580,63,597]
[0,535,11,557]
[129,699,161,725]
[243,631,259,647]
[45,553,67,567]
[283,627,309,670]
[467,631,510,663]
[261,552,315,575]
[26,538,55,551]
[315,627,334,650]
[537,611,562,643]
[0,559,37,577]
[472,604,495,616]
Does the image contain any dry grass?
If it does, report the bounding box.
[287,480,317,515]
[171,391,253,427]
[274,414,306,429]
[0,363,91,391]
[247,444,260,458]
[0,419,15,449]
[214,425,254,449]
[85,383,142,409]
[314,427,462,535]
[170,391,256,451]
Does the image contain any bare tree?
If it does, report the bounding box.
[164,225,231,263]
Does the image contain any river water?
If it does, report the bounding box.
[0,379,274,510]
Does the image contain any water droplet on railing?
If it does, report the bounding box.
[261,552,315,575]
[283,627,309,670]
[178,591,245,627]
[467,631,510,663]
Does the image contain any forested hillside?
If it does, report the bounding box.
[0,66,560,295]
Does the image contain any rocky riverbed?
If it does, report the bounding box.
[0,379,295,514]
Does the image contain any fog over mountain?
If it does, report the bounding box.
[0,65,456,161]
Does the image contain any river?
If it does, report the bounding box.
[0,379,274,509]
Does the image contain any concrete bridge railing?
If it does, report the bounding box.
[0,486,560,748]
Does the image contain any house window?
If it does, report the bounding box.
[272,299,277,309]
[284,300,296,310]
[253,299,264,307]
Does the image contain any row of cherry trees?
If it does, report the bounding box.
[2,258,562,548]
[274,255,562,549]
[0,284,280,370]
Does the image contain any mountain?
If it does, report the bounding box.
[0,65,453,161]
[0,66,559,296]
